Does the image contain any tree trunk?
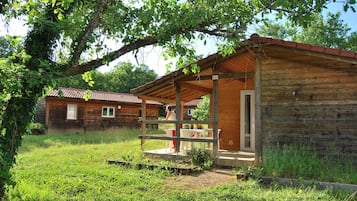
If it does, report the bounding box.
[0,85,43,197]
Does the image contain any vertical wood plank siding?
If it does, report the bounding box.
[261,58,357,161]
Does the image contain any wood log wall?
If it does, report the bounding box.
[261,58,357,161]
[46,97,159,133]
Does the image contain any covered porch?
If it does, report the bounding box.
[131,47,260,167]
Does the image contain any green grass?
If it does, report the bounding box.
[6,129,354,200]
[262,144,357,185]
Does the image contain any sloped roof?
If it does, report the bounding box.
[184,99,202,106]
[47,88,162,105]
[131,34,357,104]
[167,99,202,107]
[249,34,357,59]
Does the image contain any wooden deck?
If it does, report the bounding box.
[143,148,256,168]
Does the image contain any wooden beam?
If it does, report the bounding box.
[175,83,181,153]
[182,72,254,81]
[254,57,262,164]
[268,45,357,65]
[212,74,219,155]
[139,95,176,104]
[138,135,215,142]
[143,119,215,125]
[181,82,212,94]
[180,104,184,123]
[216,66,236,73]
[134,79,173,96]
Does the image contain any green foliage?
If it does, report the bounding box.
[56,62,158,93]
[262,144,357,184]
[28,123,45,135]
[257,12,357,51]
[191,95,210,121]
[186,148,212,169]
[235,166,264,179]
[218,41,237,57]
[0,36,17,57]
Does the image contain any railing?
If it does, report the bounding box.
[138,119,220,154]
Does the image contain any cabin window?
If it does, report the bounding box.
[102,106,115,118]
[187,109,192,116]
[67,104,77,120]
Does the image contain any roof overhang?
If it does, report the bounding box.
[131,34,357,103]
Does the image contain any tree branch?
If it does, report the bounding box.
[69,0,108,67]
[63,9,246,77]
[196,28,243,38]
[64,36,159,76]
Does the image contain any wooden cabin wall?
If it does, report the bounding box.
[85,101,119,131]
[119,104,159,128]
[171,105,196,120]
[218,78,254,150]
[182,106,195,120]
[260,58,357,161]
[46,98,84,133]
[46,97,159,133]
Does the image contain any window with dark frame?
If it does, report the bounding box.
[187,109,192,116]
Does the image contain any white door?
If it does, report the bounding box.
[240,90,255,151]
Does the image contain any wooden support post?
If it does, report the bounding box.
[141,99,147,151]
[254,58,262,164]
[175,83,181,153]
[180,104,184,122]
[212,74,219,155]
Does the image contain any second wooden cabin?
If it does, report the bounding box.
[45,88,161,133]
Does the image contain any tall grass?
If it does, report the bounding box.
[6,130,352,200]
[262,144,357,184]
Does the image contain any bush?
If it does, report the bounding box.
[187,148,213,169]
[29,123,45,135]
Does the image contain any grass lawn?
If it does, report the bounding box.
[6,128,353,200]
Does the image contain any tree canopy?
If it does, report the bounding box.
[57,62,158,93]
[191,95,210,121]
[257,12,357,51]
[0,0,356,198]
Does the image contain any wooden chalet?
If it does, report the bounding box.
[45,88,161,133]
[131,34,357,166]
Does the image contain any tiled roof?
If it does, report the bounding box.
[249,33,357,59]
[166,99,202,107]
[184,99,202,106]
[47,88,162,105]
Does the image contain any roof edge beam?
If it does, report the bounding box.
[181,82,212,94]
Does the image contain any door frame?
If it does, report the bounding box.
[240,90,255,152]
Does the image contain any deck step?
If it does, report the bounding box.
[214,150,255,168]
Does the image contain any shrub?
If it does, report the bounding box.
[29,123,45,135]
[187,148,213,169]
